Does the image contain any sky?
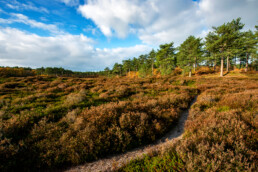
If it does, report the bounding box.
[0,0,257,71]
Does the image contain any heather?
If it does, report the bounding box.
[0,75,196,171]
[1,71,257,171]
[119,74,258,172]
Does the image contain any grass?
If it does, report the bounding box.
[119,150,185,172]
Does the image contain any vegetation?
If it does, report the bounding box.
[0,67,35,77]
[119,150,185,172]
[119,74,258,171]
[0,17,257,171]
[2,18,256,78]
[177,36,203,76]
[0,66,104,78]
[0,75,197,171]
[108,18,257,77]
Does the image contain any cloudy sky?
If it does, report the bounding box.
[0,0,257,71]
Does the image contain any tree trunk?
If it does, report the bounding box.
[220,57,224,77]
[235,56,237,69]
[194,57,197,72]
[213,60,217,71]
[245,54,249,72]
[226,56,229,72]
[239,57,241,69]
[152,62,154,75]
[189,68,192,77]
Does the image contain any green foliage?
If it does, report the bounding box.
[212,18,244,57]
[138,63,151,78]
[112,63,123,75]
[156,42,177,75]
[119,151,185,172]
[105,18,257,77]
[177,35,203,73]
[217,105,230,112]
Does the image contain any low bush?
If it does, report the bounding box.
[120,76,258,171]
[0,75,196,171]
[195,66,214,75]
[119,150,185,172]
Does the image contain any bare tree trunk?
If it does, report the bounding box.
[189,68,192,77]
[213,60,217,71]
[226,56,229,72]
[235,56,237,69]
[245,54,249,72]
[152,62,154,75]
[194,57,197,72]
[220,57,224,77]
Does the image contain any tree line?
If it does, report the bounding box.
[1,18,256,78]
[106,18,257,77]
[0,67,35,77]
[0,67,103,78]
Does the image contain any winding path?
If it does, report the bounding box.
[65,96,198,172]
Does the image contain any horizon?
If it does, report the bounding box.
[0,0,257,72]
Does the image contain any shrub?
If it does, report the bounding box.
[119,150,185,172]
[172,67,183,76]
[3,74,257,171]
[120,76,258,172]
[64,89,87,107]
[195,66,214,75]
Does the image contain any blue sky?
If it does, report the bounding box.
[0,0,142,48]
[0,0,257,71]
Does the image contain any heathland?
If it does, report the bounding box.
[0,70,257,171]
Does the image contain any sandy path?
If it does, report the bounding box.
[65,96,197,172]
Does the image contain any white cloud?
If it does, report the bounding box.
[78,0,258,46]
[0,28,151,71]
[78,0,156,38]
[59,0,80,7]
[83,25,99,35]
[6,0,49,13]
[197,0,258,30]
[6,4,19,10]
[1,0,257,71]
[0,13,62,34]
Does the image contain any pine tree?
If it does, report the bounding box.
[156,42,176,75]
[211,18,244,76]
[205,32,220,71]
[241,30,257,71]
[177,36,203,77]
[148,49,156,75]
